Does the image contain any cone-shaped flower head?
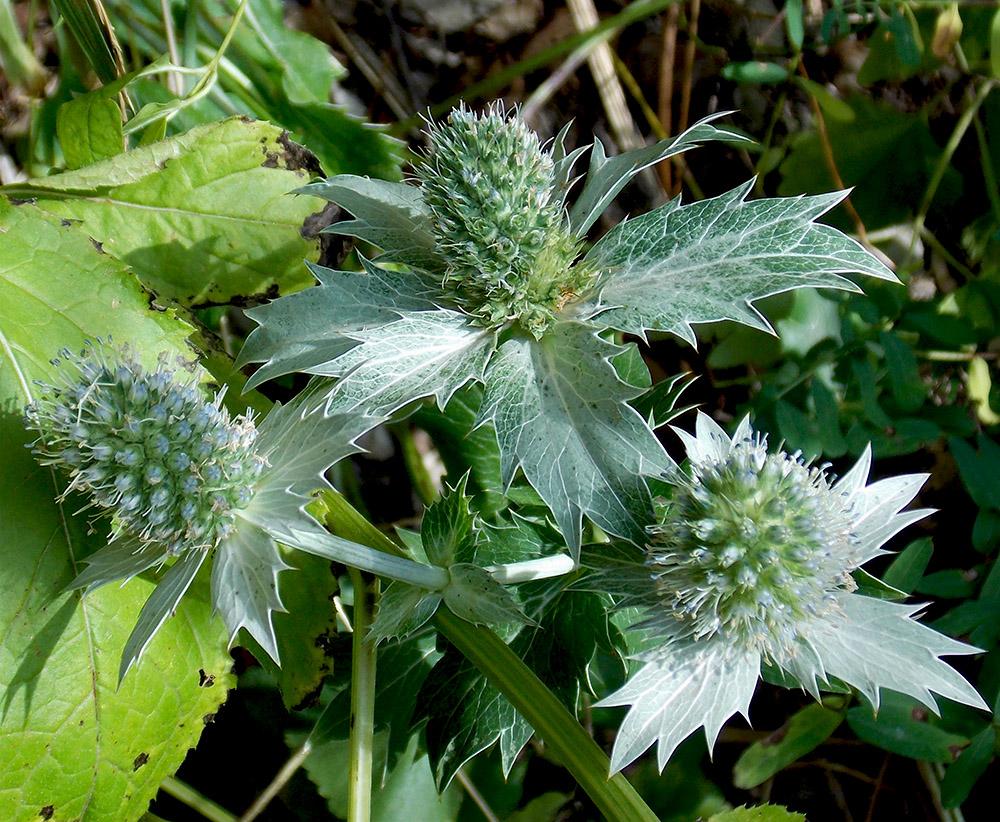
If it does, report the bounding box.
[24,340,447,681]
[594,412,987,774]
[25,341,264,557]
[416,103,588,335]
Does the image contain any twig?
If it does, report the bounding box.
[678,0,700,135]
[795,61,870,248]
[160,775,238,822]
[657,4,680,191]
[863,753,890,822]
[456,769,501,822]
[239,743,313,822]
[567,0,644,153]
[159,0,181,95]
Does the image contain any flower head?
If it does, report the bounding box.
[26,341,264,557]
[416,103,588,335]
[594,412,987,773]
[24,340,396,681]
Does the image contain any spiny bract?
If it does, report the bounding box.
[594,412,987,774]
[417,103,588,335]
[24,340,264,558]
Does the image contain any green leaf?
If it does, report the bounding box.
[57,94,124,169]
[733,701,846,789]
[479,322,668,559]
[992,8,1000,80]
[568,113,752,237]
[721,62,790,84]
[0,197,233,821]
[583,180,896,346]
[443,564,529,627]
[417,644,534,789]
[299,175,444,272]
[708,805,806,822]
[3,117,321,306]
[320,310,497,418]
[940,725,996,807]
[239,257,438,390]
[847,691,971,762]
[412,384,506,519]
[248,548,342,710]
[51,0,122,84]
[882,538,934,594]
[504,793,572,822]
[422,475,477,566]
[784,0,804,50]
[302,732,463,822]
[369,582,442,643]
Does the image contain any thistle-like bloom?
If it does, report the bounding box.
[25,341,444,680]
[593,412,987,773]
[417,104,586,335]
[238,106,897,560]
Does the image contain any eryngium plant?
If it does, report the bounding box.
[238,104,898,558]
[590,413,987,773]
[24,341,443,679]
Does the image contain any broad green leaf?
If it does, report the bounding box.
[299,175,444,272]
[479,321,669,559]
[568,113,751,237]
[2,117,321,306]
[320,310,497,418]
[583,180,896,346]
[709,806,806,822]
[417,644,534,789]
[242,548,342,710]
[57,95,123,169]
[847,691,971,762]
[881,538,934,594]
[302,732,462,822]
[733,701,846,789]
[240,257,438,390]
[0,198,233,822]
[940,725,995,807]
[950,435,1000,510]
[422,476,477,567]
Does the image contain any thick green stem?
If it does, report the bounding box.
[316,489,658,822]
[347,568,377,822]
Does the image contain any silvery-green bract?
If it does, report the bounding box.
[237,105,898,558]
[591,412,987,773]
[24,341,442,680]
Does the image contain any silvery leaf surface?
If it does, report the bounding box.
[368,582,442,643]
[239,257,439,390]
[441,563,530,627]
[321,309,497,418]
[211,523,290,665]
[478,321,669,560]
[568,113,751,238]
[119,548,210,683]
[298,175,445,272]
[70,537,166,594]
[798,594,987,713]
[595,637,760,773]
[581,180,897,345]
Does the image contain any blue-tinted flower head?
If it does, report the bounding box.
[594,412,987,774]
[24,340,264,558]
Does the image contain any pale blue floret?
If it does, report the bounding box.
[595,412,988,774]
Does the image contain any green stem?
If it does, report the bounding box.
[160,775,238,822]
[389,421,439,506]
[315,490,658,822]
[434,609,659,822]
[347,568,377,822]
[908,79,997,264]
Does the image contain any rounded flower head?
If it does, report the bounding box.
[594,412,986,774]
[25,340,264,557]
[650,422,860,663]
[416,104,588,335]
